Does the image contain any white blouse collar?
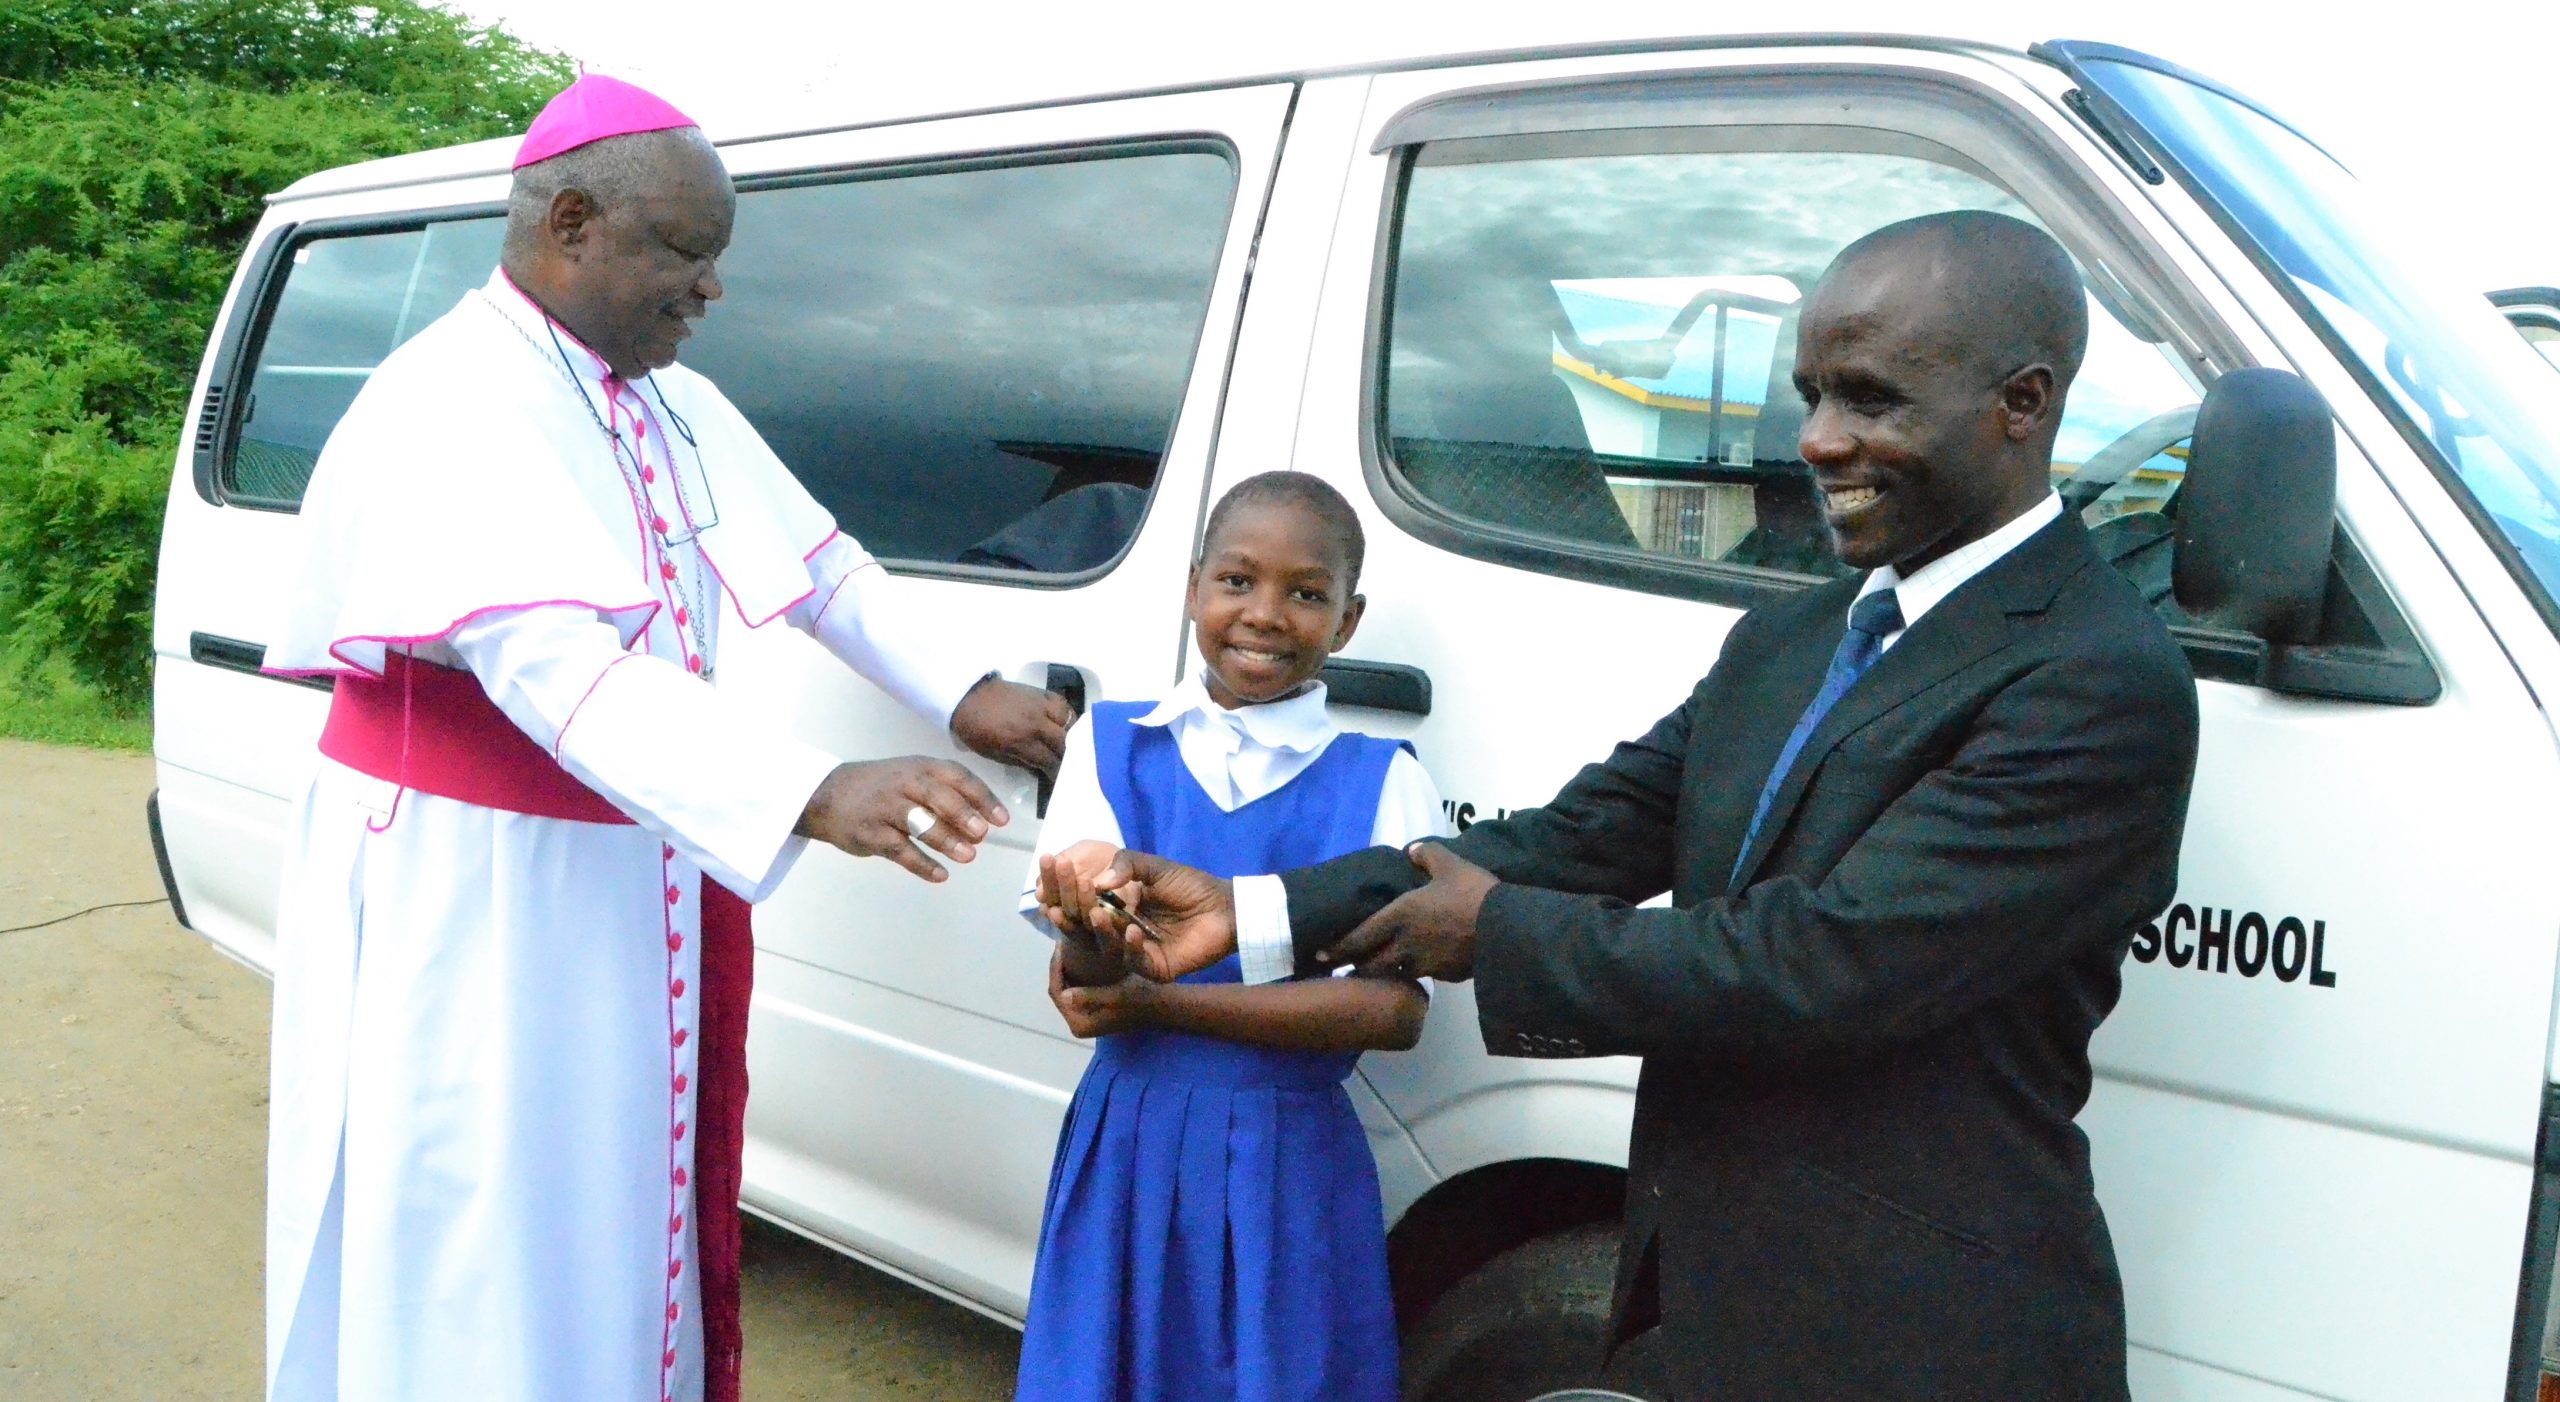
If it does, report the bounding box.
[1135,669,1338,755]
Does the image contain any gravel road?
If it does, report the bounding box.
[0,737,1018,1400]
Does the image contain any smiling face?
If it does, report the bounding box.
[1187,500,1365,710]
[583,141,732,375]
[512,131,735,378]
[1791,217,2078,574]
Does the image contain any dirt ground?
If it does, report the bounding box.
[0,737,1018,1400]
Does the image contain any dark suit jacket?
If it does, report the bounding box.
[1283,516,2198,1401]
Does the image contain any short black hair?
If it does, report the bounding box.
[1823,209,2089,394]
[1198,471,1366,591]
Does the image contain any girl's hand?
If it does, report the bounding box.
[1053,898,1128,989]
[1048,945,1157,1039]
[1046,846,1238,984]
[1038,843,1146,943]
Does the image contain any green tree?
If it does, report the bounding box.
[0,0,570,710]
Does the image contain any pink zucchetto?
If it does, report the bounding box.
[512,74,697,170]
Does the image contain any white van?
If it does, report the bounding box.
[148,31,2560,1401]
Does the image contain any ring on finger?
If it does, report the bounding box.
[904,805,938,839]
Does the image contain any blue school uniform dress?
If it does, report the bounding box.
[1015,698,1413,1402]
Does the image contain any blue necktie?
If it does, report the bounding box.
[1730,588,1906,885]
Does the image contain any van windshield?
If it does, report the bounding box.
[2079,58,2560,616]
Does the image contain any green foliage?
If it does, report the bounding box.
[0,447,166,707]
[0,658,154,751]
[0,0,568,132]
[0,0,571,723]
[0,324,172,703]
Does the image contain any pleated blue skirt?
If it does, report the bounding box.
[1014,984,1399,1402]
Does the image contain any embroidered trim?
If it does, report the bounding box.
[804,556,880,632]
[476,275,834,630]
[260,597,663,680]
[553,653,644,763]
[801,529,845,565]
[659,851,692,1399]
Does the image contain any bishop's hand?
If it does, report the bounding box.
[1042,845,1237,983]
[950,677,1073,780]
[797,757,1007,883]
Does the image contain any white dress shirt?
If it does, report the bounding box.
[1856,492,2062,650]
[1232,491,2067,983]
[1021,669,1450,983]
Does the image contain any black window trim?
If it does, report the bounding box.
[2489,287,2560,337]
[193,220,294,505]
[207,201,509,513]
[724,132,1252,591]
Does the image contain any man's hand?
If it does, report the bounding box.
[797,757,1007,883]
[950,677,1072,779]
[1048,944,1160,1039]
[1324,842,1497,981]
[1043,847,1239,983]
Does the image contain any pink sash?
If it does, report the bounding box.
[319,652,632,824]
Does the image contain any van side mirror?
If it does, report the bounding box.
[2172,367,2335,645]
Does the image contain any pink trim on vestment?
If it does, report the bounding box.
[716,556,819,629]
[594,378,682,657]
[638,388,824,630]
[491,272,831,633]
[554,651,644,763]
[602,381,659,588]
[805,555,881,632]
[658,842,686,1401]
[258,597,664,681]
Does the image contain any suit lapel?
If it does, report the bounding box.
[1727,516,2096,893]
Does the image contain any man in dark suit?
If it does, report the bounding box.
[1042,210,2200,1399]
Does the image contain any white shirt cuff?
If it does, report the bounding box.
[1016,889,1062,940]
[1235,874,1296,985]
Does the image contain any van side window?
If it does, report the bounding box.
[226,218,503,509]
[679,149,1236,575]
[1380,135,2200,592]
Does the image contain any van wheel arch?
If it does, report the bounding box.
[1399,1219,1675,1402]
[1391,1159,1656,1400]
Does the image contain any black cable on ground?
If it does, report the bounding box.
[0,896,170,935]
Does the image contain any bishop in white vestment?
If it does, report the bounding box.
[257,76,1064,1402]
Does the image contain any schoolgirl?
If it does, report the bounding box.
[1012,471,1447,1401]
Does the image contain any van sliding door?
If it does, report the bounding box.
[689,84,1294,1319]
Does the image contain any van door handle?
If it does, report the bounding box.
[1034,662,1091,819]
[189,632,330,692]
[1043,663,1089,722]
[1320,659,1431,716]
